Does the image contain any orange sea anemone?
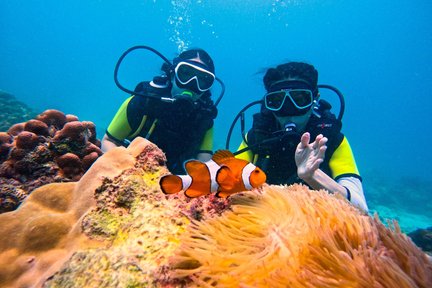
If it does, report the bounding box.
[169,184,432,287]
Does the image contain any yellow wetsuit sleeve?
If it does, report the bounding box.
[106,96,134,141]
[199,127,214,152]
[329,136,360,179]
[235,137,254,162]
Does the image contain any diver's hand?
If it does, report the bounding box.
[295,133,328,180]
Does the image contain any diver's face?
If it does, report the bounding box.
[266,77,317,131]
[171,80,202,101]
[275,107,313,132]
[172,55,215,99]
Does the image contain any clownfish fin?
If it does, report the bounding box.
[159,175,183,194]
[212,150,235,165]
[184,160,208,177]
[215,191,231,198]
[185,189,210,198]
[216,166,235,191]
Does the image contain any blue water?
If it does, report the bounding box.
[1,1,431,229]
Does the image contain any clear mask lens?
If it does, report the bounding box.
[265,89,313,111]
[175,61,215,92]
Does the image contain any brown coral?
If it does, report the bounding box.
[52,121,87,145]
[66,114,79,122]
[7,122,25,136]
[82,121,97,143]
[82,152,99,170]
[0,109,102,212]
[0,132,12,160]
[56,153,83,180]
[24,119,50,136]
[15,131,40,150]
[36,109,67,130]
[169,185,432,287]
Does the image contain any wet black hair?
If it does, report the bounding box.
[263,62,318,95]
[174,48,215,73]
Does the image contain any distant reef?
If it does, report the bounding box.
[0,137,431,287]
[408,227,432,256]
[0,90,37,132]
[0,109,102,213]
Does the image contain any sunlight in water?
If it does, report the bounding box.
[164,0,307,52]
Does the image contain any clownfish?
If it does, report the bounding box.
[159,150,266,198]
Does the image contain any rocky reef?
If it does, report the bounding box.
[0,137,431,287]
[408,227,432,256]
[0,109,102,213]
[0,90,36,132]
[364,172,432,234]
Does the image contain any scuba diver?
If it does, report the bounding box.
[234,62,368,212]
[102,47,222,174]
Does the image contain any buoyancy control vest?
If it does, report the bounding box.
[247,102,343,185]
[129,81,218,173]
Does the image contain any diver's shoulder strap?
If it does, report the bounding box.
[197,92,218,120]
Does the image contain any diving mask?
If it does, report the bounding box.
[174,61,215,93]
[264,88,314,116]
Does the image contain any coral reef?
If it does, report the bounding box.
[0,90,36,132]
[45,139,229,287]
[0,109,102,213]
[364,171,432,233]
[0,137,153,288]
[1,137,431,287]
[408,227,432,256]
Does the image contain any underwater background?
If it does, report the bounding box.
[1,0,431,232]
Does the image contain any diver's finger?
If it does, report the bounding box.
[317,145,327,159]
[313,134,323,149]
[319,137,328,147]
[300,132,310,147]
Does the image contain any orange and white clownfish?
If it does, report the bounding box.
[159,150,266,198]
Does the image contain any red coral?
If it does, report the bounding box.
[13,159,35,175]
[56,153,83,179]
[24,119,49,136]
[53,121,87,145]
[15,131,39,150]
[9,148,27,161]
[56,152,81,169]
[8,123,25,136]
[82,121,97,143]
[66,114,79,122]
[85,142,102,156]
[36,109,67,129]
[0,132,12,144]
[1,109,102,212]
[82,152,99,170]
[0,132,12,160]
